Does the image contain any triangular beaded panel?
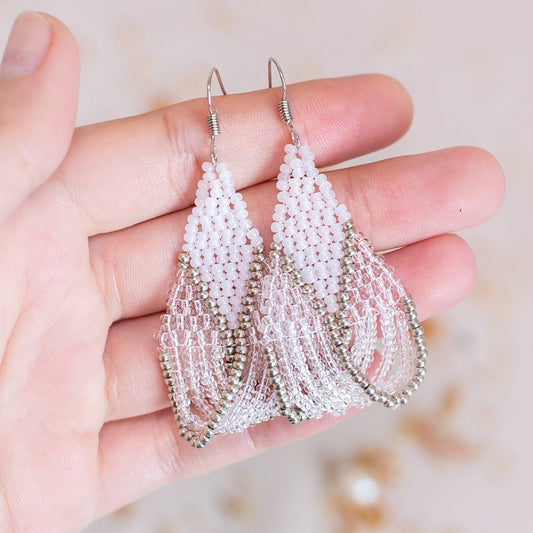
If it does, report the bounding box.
[183,161,262,330]
[271,144,351,314]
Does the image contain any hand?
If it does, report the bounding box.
[0,12,504,532]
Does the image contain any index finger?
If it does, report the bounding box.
[50,74,412,236]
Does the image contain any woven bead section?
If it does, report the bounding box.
[271,144,351,314]
[183,161,263,330]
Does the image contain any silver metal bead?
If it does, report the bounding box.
[365,385,376,396]
[227,375,241,386]
[415,367,426,378]
[255,253,265,263]
[214,315,226,326]
[205,298,217,310]
[242,295,254,306]
[224,391,235,402]
[412,326,425,337]
[324,313,336,324]
[210,412,222,424]
[270,241,283,251]
[247,286,259,296]
[250,270,263,281]
[340,283,352,292]
[345,228,357,239]
[254,244,265,255]
[263,344,274,355]
[269,250,281,260]
[234,328,246,338]
[197,281,208,292]
[239,313,251,324]
[401,293,414,304]
[360,378,370,390]
[328,328,341,341]
[343,264,355,275]
[229,368,242,379]
[242,304,254,315]
[406,311,418,322]
[342,360,353,371]
[250,262,262,272]
[351,371,364,383]
[345,247,357,257]
[232,361,245,371]
[337,317,350,329]
[235,346,247,355]
[335,345,348,355]
[178,252,190,265]
[343,220,354,230]
[414,336,426,347]
[404,303,416,313]
[337,292,350,303]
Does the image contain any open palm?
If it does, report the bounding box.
[0,13,504,532]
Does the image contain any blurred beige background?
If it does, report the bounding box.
[1,1,531,532]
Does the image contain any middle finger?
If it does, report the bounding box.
[89,146,499,322]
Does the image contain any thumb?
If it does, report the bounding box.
[0,12,79,222]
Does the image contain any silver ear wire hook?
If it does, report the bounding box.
[207,67,227,165]
[268,57,301,148]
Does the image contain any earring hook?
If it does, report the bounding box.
[268,57,287,100]
[267,57,300,148]
[207,67,227,165]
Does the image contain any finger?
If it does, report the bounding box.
[103,234,475,422]
[52,74,412,235]
[0,12,79,222]
[97,235,474,511]
[90,146,503,322]
[97,408,335,518]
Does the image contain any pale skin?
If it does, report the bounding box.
[0,12,505,532]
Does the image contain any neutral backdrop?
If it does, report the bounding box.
[1,1,530,532]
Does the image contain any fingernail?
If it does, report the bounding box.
[0,11,52,81]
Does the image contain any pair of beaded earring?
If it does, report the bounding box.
[157,59,428,449]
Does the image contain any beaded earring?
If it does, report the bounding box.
[157,68,266,449]
[257,58,428,423]
[157,62,428,450]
